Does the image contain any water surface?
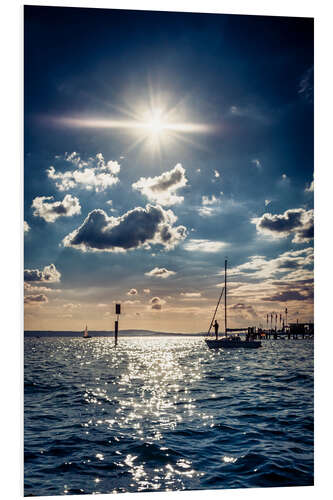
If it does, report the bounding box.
[24,336,314,496]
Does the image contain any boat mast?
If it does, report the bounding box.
[225,259,227,337]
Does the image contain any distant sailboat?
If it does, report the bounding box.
[83,324,91,339]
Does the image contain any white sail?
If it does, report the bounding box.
[83,324,89,338]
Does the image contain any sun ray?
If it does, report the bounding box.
[50,91,214,156]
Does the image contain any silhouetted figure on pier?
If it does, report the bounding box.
[214,320,219,340]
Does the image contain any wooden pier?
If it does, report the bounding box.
[228,323,314,340]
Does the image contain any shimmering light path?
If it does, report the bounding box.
[24,337,313,495]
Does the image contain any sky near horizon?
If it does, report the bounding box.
[24,6,314,333]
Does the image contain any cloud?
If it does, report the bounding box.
[262,290,310,302]
[305,180,314,193]
[198,207,216,217]
[24,282,60,293]
[132,164,187,206]
[46,152,120,192]
[229,104,270,124]
[252,208,314,243]
[198,194,221,216]
[149,296,166,310]
[229,302,257,319]
[127,288,138,296]
[251,159,262,169]
[184,239,227,253]
[180,292,201,297]
[24,263,61,283]
[143,289,151,294]
[265,200,271,206]
[24,294,48,305]
[213,170,220,178]
[63,303,81,310]
[202,195,218,206]
[298,66,314,102]
[32,194,81,222]
[227,247,313,282]
[24,221,30,233]
[145,267,176,279]
[63,204,187,253]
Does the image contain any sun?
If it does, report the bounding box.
[144,109,166,135]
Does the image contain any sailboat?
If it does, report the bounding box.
[83,324,91,339]
[205,259,261,349]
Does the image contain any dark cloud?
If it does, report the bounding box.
[253,208,313,243]
[262,290,309,302]
[230,302,255,312]
[24,294,48,305]
[24,264,61,283]
[63,204,187,252]
[230,302,257,319]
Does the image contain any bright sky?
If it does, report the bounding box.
[24,6,313,332]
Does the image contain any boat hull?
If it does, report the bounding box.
[205,339,261,349]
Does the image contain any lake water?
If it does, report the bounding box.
[24,336,314,496]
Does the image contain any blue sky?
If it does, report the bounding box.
[24,6,313,332]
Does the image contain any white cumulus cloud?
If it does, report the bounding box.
[32,194,81,222]
[46,152,120,192]
[145,267,176,279]
[132,164,187,206]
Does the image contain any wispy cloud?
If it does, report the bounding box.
[24,221,30,233]
[298,65,314,102]
[24,282,60,293]
[198,194,221,217]
[180,292,201,297]
[226,247,313,282]
[24,294,48,305]
[184,239,227,253]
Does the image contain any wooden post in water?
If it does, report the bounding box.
[115,303,121,346]
[224,259,227,337]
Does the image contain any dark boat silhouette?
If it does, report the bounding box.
[205,259,261,349]
[83,324,91,339]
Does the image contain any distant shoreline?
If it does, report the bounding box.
[24,329,206,337]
